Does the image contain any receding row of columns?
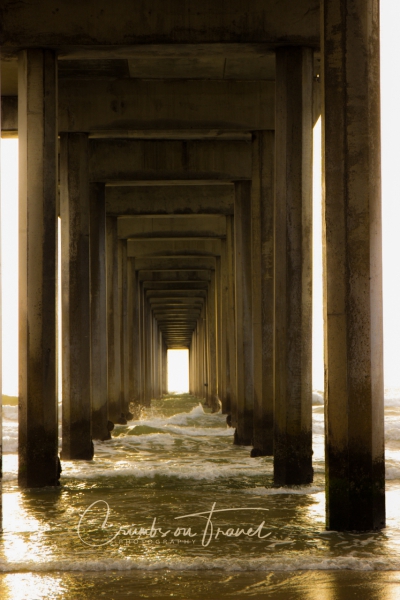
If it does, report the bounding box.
[12,0,385,531]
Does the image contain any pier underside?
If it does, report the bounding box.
[0,0,384,533]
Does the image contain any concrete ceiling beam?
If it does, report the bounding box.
[120,215,226,239]
[0,3,319,50]
[106,184,234,216]
[58,79,274,132]
[128,239,222,258]
[89,139,251,182]
[135,256,216,271]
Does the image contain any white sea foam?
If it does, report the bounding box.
[0,554,398,573]
[244,485,325,496]
[312,392,324,405]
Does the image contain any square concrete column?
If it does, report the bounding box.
[106,217,122,421]
[218,252,227,411]
[198,313,206,400]
[234,181,254,445]
[162,340,168,395]
[120,240,130,416]
[226,216,237,427]
[127,258,140,407]
[251,131,275,457]
[60,133,93,460]
[141,287,152,406]
[18,50,59,485]
[207,270,219,412]
[90,183,109,441]
[322,0,385,530]
[274,47,313,485]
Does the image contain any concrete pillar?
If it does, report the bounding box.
[18,49,59,485]
[251,131,275,456]
[106,217,122,421]
[191,331,194,395]
[120,240,130,415]
[158,329,163,397]
[90,183,109,441]
[274,47,313,485]
[226,216,237,426]
[162,340,168,394]
[219,247,229,413]
[234,181,253,445]
[198,313,206,400]
[60,133,93,460]
[322,0,385,530]
[139,281,146,403]
[216,257,224,408]
[143,291,152,405]
[127,258,140,407]
[208,271,219,411]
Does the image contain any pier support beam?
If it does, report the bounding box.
[60,133,93,460]
[274,47,313,485]
[251,131,275,457]
[207,271,219,411]
[226,216,237,426]
[322,0,385,530]
[120,240,130,415]
[90,183,109,440]
[106,217,122,421]
[234,181,253,445]
[18,49,59,485]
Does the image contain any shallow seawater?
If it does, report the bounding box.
[1,391,400,599]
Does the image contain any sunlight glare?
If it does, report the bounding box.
[167,349,189,393]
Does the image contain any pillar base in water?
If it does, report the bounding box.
[233,428,252,446]
[250,446,272,457]
[274,432,313,486]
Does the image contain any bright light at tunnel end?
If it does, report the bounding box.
[167,349,189,393]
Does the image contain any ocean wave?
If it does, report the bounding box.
[244,486,325,496]
[0,554,397,573]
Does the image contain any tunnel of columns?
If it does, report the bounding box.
[0,0,384,532]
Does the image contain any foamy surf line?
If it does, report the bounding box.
[58,462,275,480]
[0,555,397,573]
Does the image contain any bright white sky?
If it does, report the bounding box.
[1,2,399,395]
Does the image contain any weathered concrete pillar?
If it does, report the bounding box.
[60,133,93,460]
[139,281,146,403]
[219,246,229,413]
[90,183,109,441]
[234,181,253,445]
[152,316,157,398]
[191,329,195,395]
[251,131,275,456]
[198,313,206,400]
[162,340,168,395]
[142,290,152,406]
[322,0,385,530]
[106,217,122,421]
[120,240,130,415]
[18,49,59,485]
[216,257,224,407]
[274,47,313,485]
[158,329,163,398]
[202,305,210,404]
[226,216,237,426]
[127,258,140,407]
[208,270,219,411]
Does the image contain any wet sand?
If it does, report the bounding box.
[1,570,400,599]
